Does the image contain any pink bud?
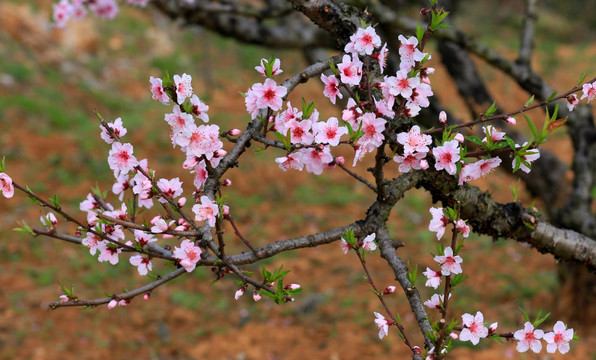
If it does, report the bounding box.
[177,197,187,207]
[253,291,262,302]
[229,129,242,136]
[118,299,130,307]
[214,149,227,158]
[413,346,421,355]
[505,116,516,125]
[268,116,275,123]
[162,234,174,239]
[150,216,162,225]
[439,111,447,125]
[143,293,151,301]
[221,179,232,187]
[234,287,246,300]
[107,299,117,309]
[383,286,396,295]
[488,322,498,334]
[419,159,429,170]
[285,284,301,290]
[335,156,345,166]
[59,295,69,302]
[454,133,465,143]
[450,332,459,340]
[222,205,230,217]
[182,156,198,169]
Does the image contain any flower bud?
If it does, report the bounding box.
[150,215,161,225]
[221,179,232,187]
[253,291,262,302]
[439,111,447,125]
[335,156,345,166]
[214,149,227,158]
[505,116,516,125]
[118,299,130,307]
[107,299,118,309]
[177,197,187,207]
[284,284,301,290]
[222,205,230,217]
[228,129,242,136]
[162,234,174,239]
[413,346,421,355]
[143,293,151,301]
[383,286,396,295]
[454,133,465,143]
[420,8,430,15]
[234,287,246,300]
[419,159,429,170]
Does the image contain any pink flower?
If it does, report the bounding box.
[422,267,442,289]
[151,218,172,233]
[275,154,304,172]
[133,230,156,247]
[321,74,343,105]
[429,207,449,240]
[396,125,432,155]
[482,125,506,143]
[108,142,138,177]
[314,117,347,146]
[244,89,260,119]
[175,123,223,160]
[149,76,169,105]
[52,0,73,28]
[459,311,488,345]
[398,35,425,72]
[112,174,130,201]
[88,0,119,19]
[82,233,102,255]
[97,242,122,265]
[342,98,363,128]
[129,255,152,275]
[374,312,390,339]
[339,238,351,254]
[357,113,386,149]
[298,146,333,175]
[567,94,579,111]
[192,195,219,227]
[581,82,596,103]
[434,247,463,276]
[190,95,209,123]
[394,152,427,173]
[173,239,202,272]
[360,233,377,251]
[288,120,314,145]
[100,117,128,144]
[165,106,194,135]
[337,54,363,86]
[173,73,193,104]
[408,83,434,109]
[234,287,246,300]
[255,58,282,77]
[513,143,540,173]
[345,27,381,56]
[514,322,544,353]
[385,71,420,99]
[252,78,287,111]
[373,43,388,73]
[424,293,449,309]
[0,173,14,198]
[477,157,502,177]
[374,97,395,118]
[455,219,470,238]
[433,140,460,175]
[157,177,183,204]
[543,321,573,354]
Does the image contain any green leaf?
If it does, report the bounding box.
[407,264,418,286]
[484,102,497,117]
[519,307,530,322]
[328,59,337,75]
[524,95,535,107]
[301,98,316,119]
[546,91,558,102]
[576,73,587,87]
[13,221,35,235]
[465,135,483,145]
[49,194,60,210]
[450,274,469,287]
[272,131,291,151]
[0,156,5,173]
[533,310,551,327]
[521,112,537,138]
[505,136,516,150]
[416,23,425,44]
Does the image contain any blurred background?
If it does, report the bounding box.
[0,0,594,359]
